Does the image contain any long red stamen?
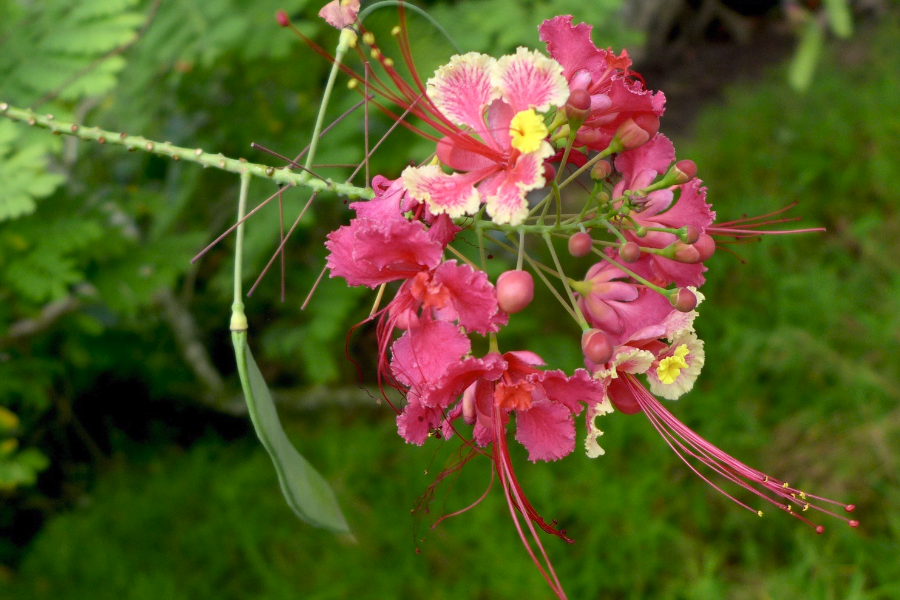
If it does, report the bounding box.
[623,375,858,532]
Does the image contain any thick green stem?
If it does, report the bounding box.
[0,103,373,200]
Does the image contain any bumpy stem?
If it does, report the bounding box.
[0,103,374,200]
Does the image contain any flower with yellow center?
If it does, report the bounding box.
[510,109,548,154]
[656,344,689,385]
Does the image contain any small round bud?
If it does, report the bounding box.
[672,242,701,264]
[568,232,593,257]
[275,10,290,27]
[673,159,697,184]
[542,163,556,182]
[565,89,591,123]
[619,241,641,263]
[670,288,698,312]
[582,329,613,365]
[693,233,716,261]
[681,225,700,244]
[497,270,534,314]
[590,160,612,181]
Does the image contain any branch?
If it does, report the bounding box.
[0,103,374,201]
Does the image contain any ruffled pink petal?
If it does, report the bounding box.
[390,317,471,389]
[426,213,461,247]
[318,0,359,29]
[397,393,445,445]
[495,47,569,113]
[537,369,602,414]
[350,175,416,221]
[326,218,442,287]
[427,52,498,135]
[420,353,506,409]
[514,399,576,462]
[648,179,715,232]
[402,164,492,219]
[432,261,501,334]
[606,286,677,347]
[615,134,676,186]
[539,16,610,83]
[482,150,549,225]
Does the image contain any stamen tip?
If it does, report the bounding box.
[848,520,860,528]
[815,525,825,535]
[845,504,856,512]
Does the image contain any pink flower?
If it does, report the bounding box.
[402,49,570,225]
[318,0,359,29]
[539,15,665,151]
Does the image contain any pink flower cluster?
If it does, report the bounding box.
[312,4,856,599]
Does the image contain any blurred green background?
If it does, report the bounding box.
[1,0,898,598]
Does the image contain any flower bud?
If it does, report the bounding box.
[275,9,291,27]
[542,163,556,182]
[693,233,716,261]
[672,242,701,263]
[590,160,612,181]
[497,270,534,314]
[565,89,591,125]
[462,384,477,424]
[582,329,613,365]
[680,224,700,244]
[568,232,593,257]
[673,159,697,183]
[619,241,641,263]
[670,288,697,312]
[613,114,660,151]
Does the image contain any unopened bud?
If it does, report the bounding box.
[461,384,477,424]
[565,89,591,125]
[590,160,612,181]
[680,225,700,244]
[275,9,290,27]
[670,288,698,312]
[673,159,697,184]
[619,241,641,262]
[672,242,701,264]
[497,270,534,314]
[542,163,556,182]
[693,233,716,261]
[613,114,660,151]
[582,329,614,365]
[568,232,593,257]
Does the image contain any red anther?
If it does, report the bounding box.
[590,159,612,181]
[672,242,701,264]
[849,520,860,528]
[619,241,641,263]
[582,329,613,364]
[816,525,825,535]
[568,232,593,257]
[682,225,700,244]
[671,288,697,312]
[565,89,591,123]
[275,9,290,27]
[542,163,556,182]
[673,159,697,184]
[497,270,534,314]
[845,504,856,512]
[693,233,716,261]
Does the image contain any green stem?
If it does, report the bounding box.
[230,172,252,331]
[305,30,354,170]
[542,233,588,329]
[0,103,374,200]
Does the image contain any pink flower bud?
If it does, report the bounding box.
[462,383,477,424]
[582,329,613,365]
[670,288,697,312]
[673,159,697,184]
[568,232,593,257]
[565,89,591,123]
[672,242,701,264]
[542,163,556,182]
[693,233,716,261]
[590,159,612,181]
[497,270,534,314]
[276,9,291,27]
[613,114,660,151]
[619,241,641,263]
[681,225,700,244]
